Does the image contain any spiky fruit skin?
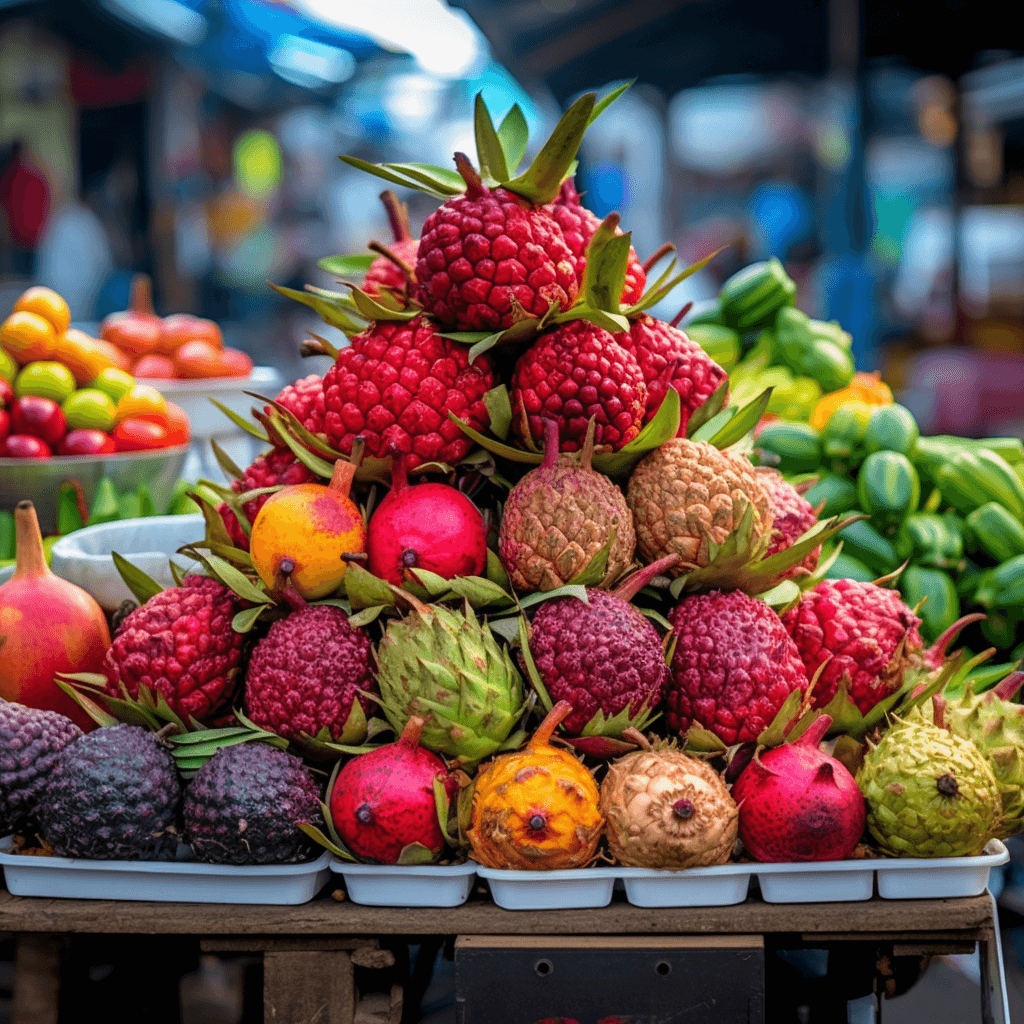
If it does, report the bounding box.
[529,591,668,735]
[666,590,809,746]
[244,605,376,743]
[103,576,246,722]
[367,480,487,586]
[37,725,181,860]
[547,180,646,305]
[377,606,523,763]
[616,316,728,434]
[330,733,457,864]
[415,187,577,331]
[321,317,494,468]
[218,448,316,551]
[858,719,1002,857]
[732,733,865,862]
[600,745,737,869]
[273,374,325,436]
[184,744,322,864]
[498,452,636,593]
[782,579,924,715]
[627,439,773,575]
[363,239,419,299]
[510,322,647,453]
[0,700,82,835]
[469,739,603,870]
[756,468,820,577]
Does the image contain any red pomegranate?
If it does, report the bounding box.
[367,459,488,585]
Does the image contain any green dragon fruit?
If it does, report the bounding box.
[376,595,525,764]
[858,699,1002,857]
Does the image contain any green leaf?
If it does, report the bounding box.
[497,104,529,174]
[449,414,546,465]
[553,306,629,334]
[207,399,269,442]
[484,385,513,441]
[756,688,808,747]
[566,533,613,587]
[271,415,336,478]
[397,842,436,866]
[505,93,596,205]
[257,396,343,462]
[584,228,631,313]
[209,439,244,482]
[338,155,449,198]
[189,490,237,551]
[169,559,186,587]
[203,555,274,605]
[486,549,511,590]
[344,563,397,611]
[446,575,513,606]
[348,605,387,628]
[758,578,802,609]
[474,93,509,182]
[54,678,119,728]
[298,822,356,861]
[588,80,633,125]
[111,552,164,604]
[387,162,467,194]
[268,282,365,333]
[406,568,453,598]
[434,776,457,847]
[690,408,734,443]
[624,247,725,317]
[232,605,267,633]
[590,389,681,477]
[517,614,552,711]
[441,331,491,345]
[318,253,376,277]
[706,388,772,449]
[683,725,728,753]
[515,584,590,610]
[685,380,730,437]
[344,284,417,323]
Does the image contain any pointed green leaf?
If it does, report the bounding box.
[169,560,186,587]
[514,584,590,610]
[497,104,529,174]
[206,543,255,569]
[318,253,376,277]
[588,80,633,126]
[55,679,119,728]
[386,162,466,194]
[202,554,273,604]
[268,282,366,333]
[339,155,448,198]
[190,490,237,551]
[111,551,164,604]
[483,385,513,441]
[758,578,802,610]
[689,408,734,443]
[271,417,336,478]
[209,439,244,482]
[706,388,772,449]
[474,93,509,182]
[685,380,730,437]
[584,229,631,313]
[232,605,267,633]
[517,614,552,712]
[553,305,630,334]
[441,331,492,345]
[434,776,457,847]
[566,534,613,587]
[446,575,513,606]
[683,725,728,753]
[624,247,725,316]
[344,284,417,323]
[756,688,808,747]
[397,842,437,866]
[505,93,596,205]
[448,414,545,464]
[208,399,270,442]
[590,388,681,477]
[298,822,356,861]
[343,563,397,611]
[406,568,453,598]
[486,549,511,590]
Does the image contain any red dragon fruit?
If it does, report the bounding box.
[329,716,458,863]
[782,578,924,715]
[367,458,488,586]
[731,714,866,861]
[363,190,420,300]
[756,467,820,577]
[272,374,325,437]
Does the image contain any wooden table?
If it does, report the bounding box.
[0,887,1011,1023]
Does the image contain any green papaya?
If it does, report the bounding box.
[857,451,920,530]
[899,565,960,643]
[896,511,964,569]
[838,516,900,575]
[974,555,1024,609]
[718,258,796,334]
[863,404,920,457]
[755,421,822,475]
[804,473,859,518]
[965,502,1024,563]
[821,402,872,467]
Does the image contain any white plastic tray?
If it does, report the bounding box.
[755,860,875,903]
[0,837,331,904]
[475,865,617,910]
[617,863,753,908]
[874,840,1009,899]
[331,861,476,907]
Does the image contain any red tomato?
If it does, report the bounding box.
[114,418,169,452]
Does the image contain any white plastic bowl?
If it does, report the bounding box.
[49,514,204,610]
[874,839,1009,899]
[475,865,618,910]
[618,863,753,908]
[754,860,875,904]
[331,861,477,907]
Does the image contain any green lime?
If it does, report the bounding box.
[91,367,135,403]
[15,361,76,403]
[0,347,16,384]
[63,388,117,432]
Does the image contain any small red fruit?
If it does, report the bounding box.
[58,430,117,456]
[363,190,419,301]
[11,395,66,448]
[3,434,52,459]
[0,377,13,407]
[0,409,9,445]
[367,459,488,585]
[114,418,169,451]
[133,354,176,378]
[163,402,191,446]
[272,374,325,438]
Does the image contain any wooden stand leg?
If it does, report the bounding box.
[12,934,62,1024]
[263,950,355,1024]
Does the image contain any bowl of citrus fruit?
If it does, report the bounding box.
[0,286,192,532]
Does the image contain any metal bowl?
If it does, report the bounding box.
[0,445,190,534]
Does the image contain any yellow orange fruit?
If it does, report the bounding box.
[14,287,71,334]
[92,337,133,372]
[115,384,169,426]
[1,311,57,365]
[58,329,116,387]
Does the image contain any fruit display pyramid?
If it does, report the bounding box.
[3,85,1024,878]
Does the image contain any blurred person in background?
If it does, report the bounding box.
[0,138,50,275]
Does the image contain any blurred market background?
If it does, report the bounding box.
[2,0,1024,1021]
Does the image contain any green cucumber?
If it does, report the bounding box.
[803,473,858,518]
[965,502,1024,563]
[899,565,960,643]
[824,550,877,583]
[821,402,872,466]
[837,516,900,575]
[755,421,822,475]
[863,404,920,457]
[718,258,797,334]
[975,554,1024,609]
[857,451,920,530]
[895,511,964,569]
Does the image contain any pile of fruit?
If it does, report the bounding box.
[99,274,253,381]
[2,88,1023,881]
[1,286,192,457]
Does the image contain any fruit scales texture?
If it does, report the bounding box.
[616,316,729,435]
[498,423,636,592]
[627,438,773,573]
[273,374,325,436]
[363,239,419,299]
[218,448,315,551]
[510,321,647,452]
[414,173,578,331]
[0,701,82,835]
[666,589,809,745]
[184,743,322,864]
[782,578,923,714]
[756,467,821,576]
[858,717,1002,857]
[244,605,377,742]
[528,590,668,735]
[37,724,181,860]
[546,180,646,305]
[600,744,738,869]
[103,576,246,721]
[321,317,494,468]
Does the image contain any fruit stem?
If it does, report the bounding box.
[530,700,574,748]
[621,727,651,750]
[251,408,288,450]
[612,555,680,602]
[12,501,50,579]
[380,190,412,243]
[454,153,484,196]
[669,302,694,328]
[929,613,988,664]
[641,242,675,275]
[330,439,364,496]
[388,453,410,496]
[390,586,432,618]
[579,417,597,472]
[993,672,1024,703]
[129,273,155,317]
[399,715,427,749]
[796,714,833,750]
[540,418,561,470]
[302,332,340,360]
[368,240,416,285]
[932,694,948,731]
[280,584,307,612]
